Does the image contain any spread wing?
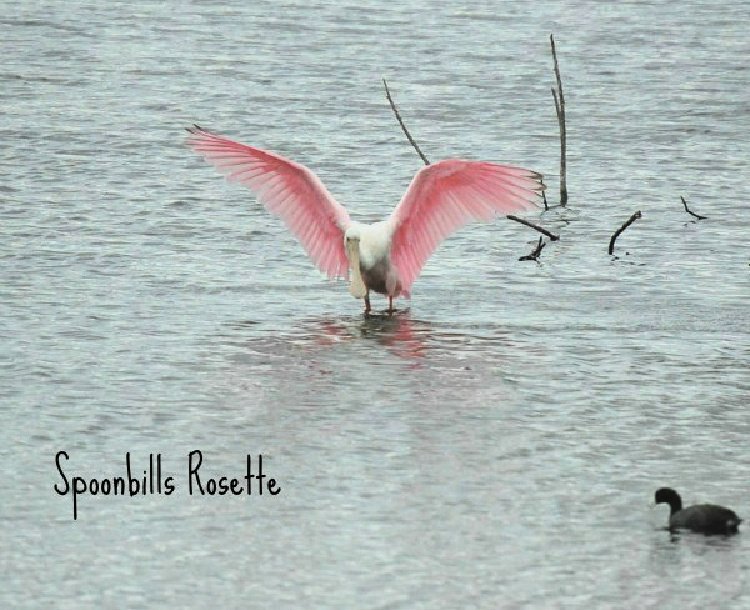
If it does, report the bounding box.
[186,126,352,279]
[388,159,544,294]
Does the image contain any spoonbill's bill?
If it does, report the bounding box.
[186,125,544,314]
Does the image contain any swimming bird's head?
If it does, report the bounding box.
[655,488,682,513]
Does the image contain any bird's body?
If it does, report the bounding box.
[655,487,741,535]
[186,125,544,314]
[345,221,404,311]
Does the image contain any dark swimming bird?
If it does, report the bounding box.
[655,487,742,535]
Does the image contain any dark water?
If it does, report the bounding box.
[2,1,749,608]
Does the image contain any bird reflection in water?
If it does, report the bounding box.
[311,310,428,364]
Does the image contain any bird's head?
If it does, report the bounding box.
[654,487,682,512]
[344,226,362,244]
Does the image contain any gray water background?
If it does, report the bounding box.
[2,0,749,608]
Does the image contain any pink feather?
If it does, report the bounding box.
[388,160,544,295]
[186,126,351,279]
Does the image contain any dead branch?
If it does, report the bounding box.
[542,190,549,211]
[382,78,430,166]
[507,215,560,241]
[608,211,642,255]
[550,35,567,206]
[680,196,707,220]
[519,236,546,262]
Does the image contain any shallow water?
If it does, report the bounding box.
[2,0,750,608]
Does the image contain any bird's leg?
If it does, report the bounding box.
[364,291,371,316]
[388,295,393,314]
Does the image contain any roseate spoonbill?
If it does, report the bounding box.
[186,125,544,314]
[654,488,742,535]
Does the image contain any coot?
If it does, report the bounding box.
[655,487,741,535]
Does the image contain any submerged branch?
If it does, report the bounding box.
[519,236,547,262]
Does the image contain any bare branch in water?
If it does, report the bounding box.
[507,215,560,241]
[680,196,707,220]
[550,35,567,205]
[608,211,642,255]
[519,236,547,262]
[382,78,430,166]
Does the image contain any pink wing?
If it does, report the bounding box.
[186,126,352,279]
[388,159,544,295]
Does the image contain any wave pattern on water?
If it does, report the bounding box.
[2,0,749,608]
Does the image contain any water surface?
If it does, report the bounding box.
[2,1,749,608]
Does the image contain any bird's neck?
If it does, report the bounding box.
[669,497,682,514]
[353,222,390,269]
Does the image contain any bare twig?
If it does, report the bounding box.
[506,215,560,241]
[519,236,547,261]
[608,211,642,255]
[542,190,549,211]
[382,78,430,166]
[550,35,567,206]
[680,196,707,220]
